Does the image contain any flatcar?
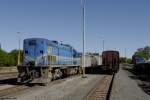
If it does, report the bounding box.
[102,50,119,74]
[17,38,81,84]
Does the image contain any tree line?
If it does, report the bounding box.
[0,49,23,67]
[120,46,150,64]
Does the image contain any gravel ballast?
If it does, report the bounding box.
[5,74,105,100]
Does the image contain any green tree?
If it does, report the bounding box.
[0,49,23,67]
[9,49,23,66]
[127,58,132,64]
[134,46,150,60]
[0,49,8,66]
[120,57,126,63]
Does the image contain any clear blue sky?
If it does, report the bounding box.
[0,0,150,58]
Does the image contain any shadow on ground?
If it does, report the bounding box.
[122,65,150,95]
[0,77,42,87]
[85,65,109,75]
[0,78,19,85]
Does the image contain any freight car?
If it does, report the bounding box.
[83,53,102,74]
[17,38,81,84]
[93,54,102,66]
[132,55,145,65]
[102,50,119,74]
[84,53,102,67]
[132,55,150,74]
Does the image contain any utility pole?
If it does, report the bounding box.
[0,43,1,49]
[81,0,86,78]
[99,38,104,64]
[99,40,101,65]
[102,39,105,52]
[17,32,21,65]
[125,48,127,63]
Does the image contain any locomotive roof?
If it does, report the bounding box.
[24,38,48,42]
[24,38,74,50]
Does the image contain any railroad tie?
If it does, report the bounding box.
[86,75,113,100]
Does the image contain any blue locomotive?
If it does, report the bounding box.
[17,38,81,84]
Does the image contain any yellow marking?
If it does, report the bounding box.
[48,46,52,54]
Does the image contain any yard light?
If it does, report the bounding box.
[81,0,87,78]
[17,32,21,65]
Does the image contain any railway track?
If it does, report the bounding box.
[0,74,81,97]
[86,74,114,100]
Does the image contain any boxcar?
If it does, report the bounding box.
[84,54,102,67]
[94,55,102,66]
[102,50,119,74]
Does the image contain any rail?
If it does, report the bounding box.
[86,74,114,100]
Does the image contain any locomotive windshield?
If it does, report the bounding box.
[29,40,36,46]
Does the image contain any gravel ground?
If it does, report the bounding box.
[3,74,104,100]
[110,64,150,100]
[0,73,17,80]
[0,67,17,74]
[0,85,14,91]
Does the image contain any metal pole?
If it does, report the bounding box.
[81,0,86,78]
[17,32,21,65]
[0,43,1,49]
[125,48,127,63]
[99,39,101,65]
[103,39,105,52]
